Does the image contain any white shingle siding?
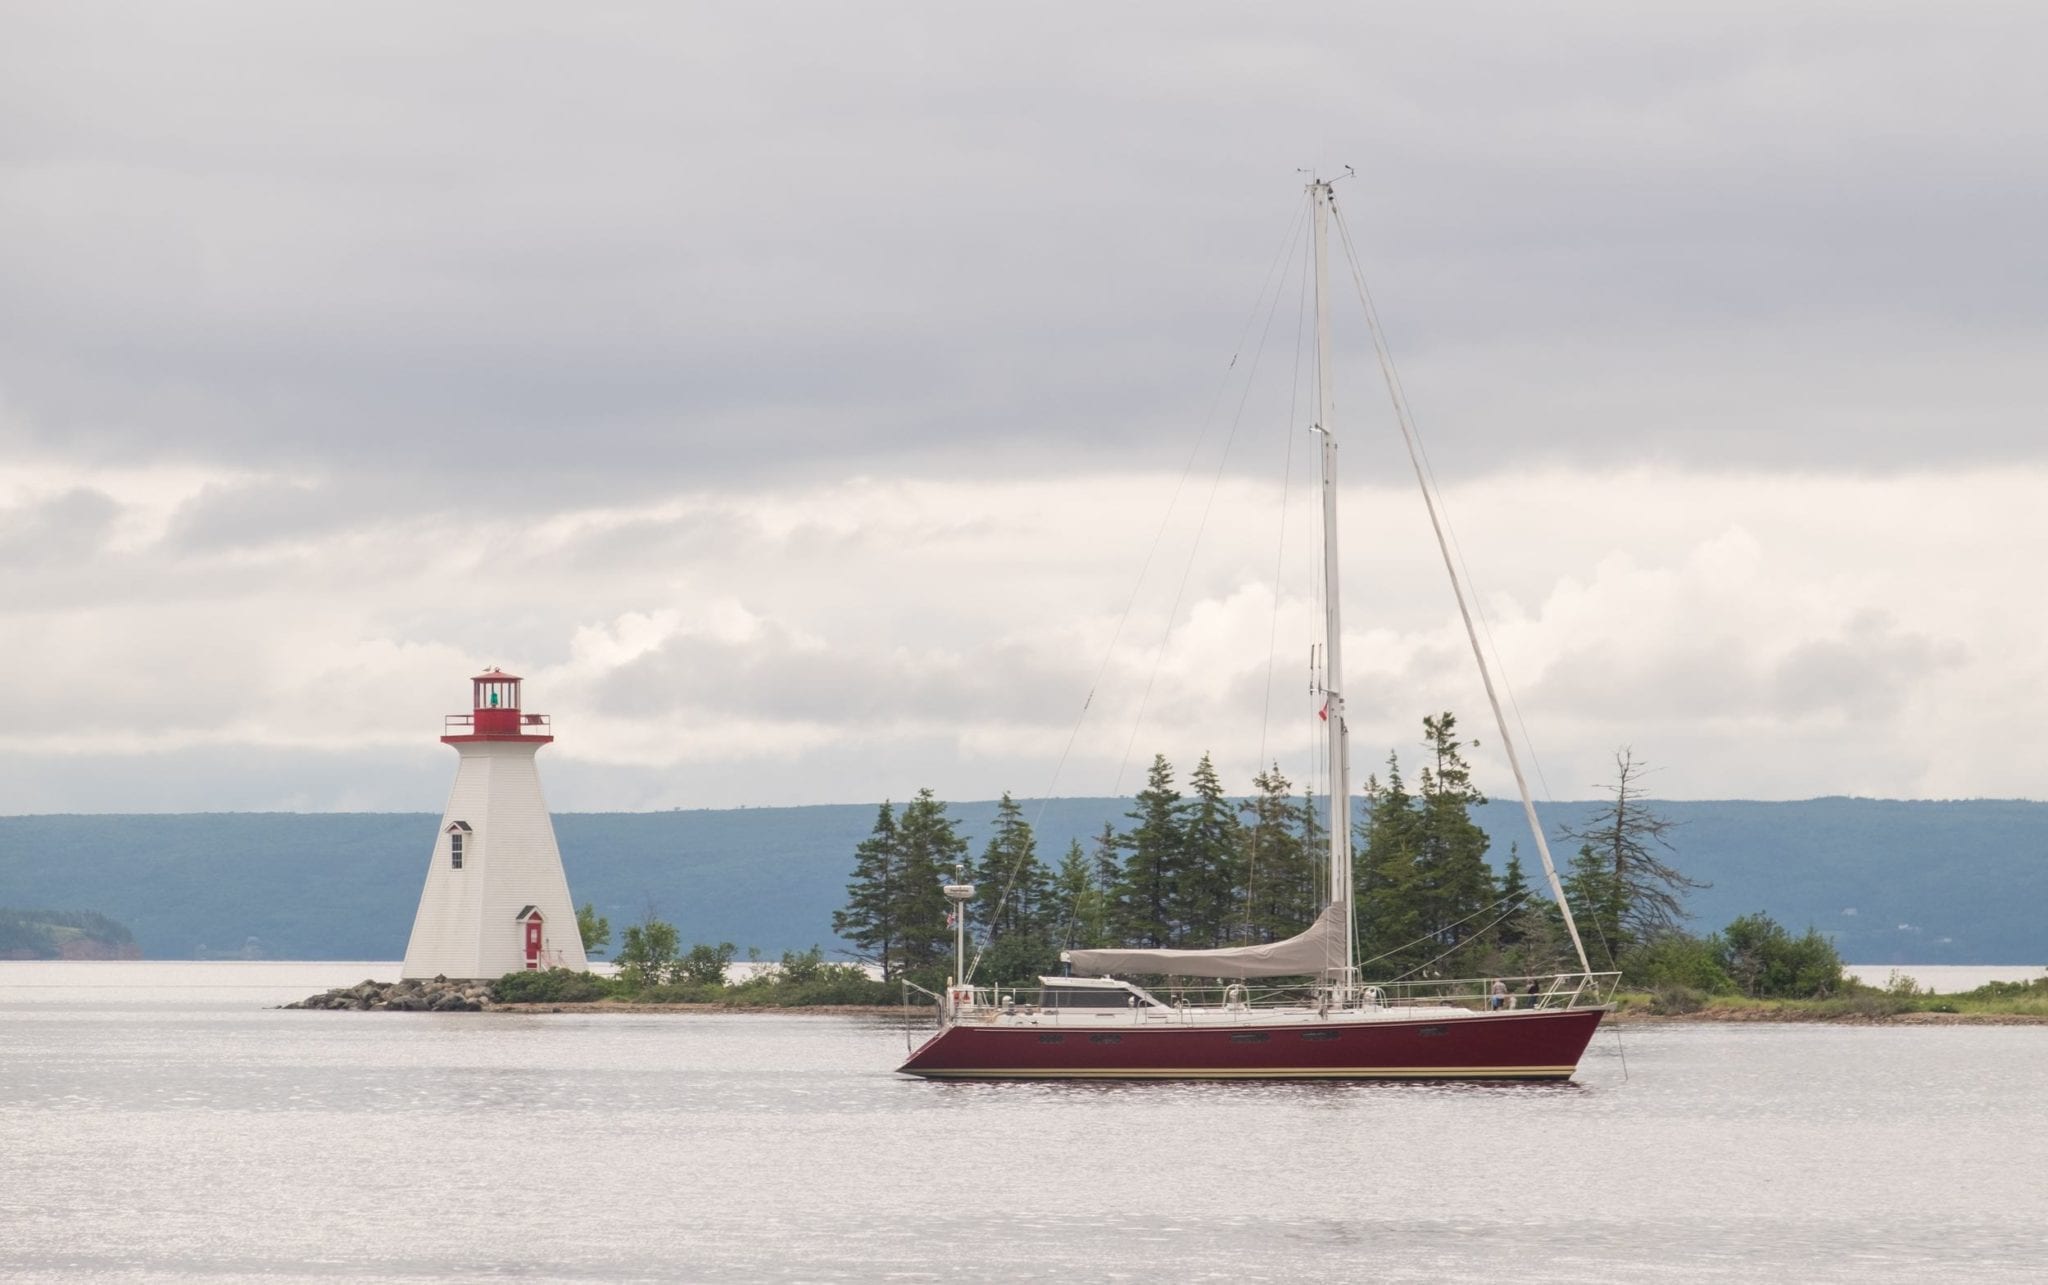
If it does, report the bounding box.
[401,741,589,980]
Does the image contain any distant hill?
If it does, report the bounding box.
[0,798,2041,964]
[0,907,141,960]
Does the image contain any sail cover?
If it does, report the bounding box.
[1065,903,1348,979]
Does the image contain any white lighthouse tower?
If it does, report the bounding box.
[401,668,588,980]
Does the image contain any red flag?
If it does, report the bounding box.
[1318,700,1329,721]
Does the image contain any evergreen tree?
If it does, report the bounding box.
[894,788,968,981]
[1561,842,1627,972]
[967,792,1059,981]
[1090,821,1121,897]
[1052,838,1108,951]
[1178,753,1243,947]
[1496,845,1531,949]
[1241,764,1312,943]
[832,801,904,979]
[1411,713,1498,955]
[967,793,1041,940]
[1297,782,1327,915]
[1357,758,1424,972]
[1111,755,1184,948]
[1558,749,1705,947]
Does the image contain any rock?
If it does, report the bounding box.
[284,974,487,1013]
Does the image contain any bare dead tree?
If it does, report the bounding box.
[1560,749,1706,942]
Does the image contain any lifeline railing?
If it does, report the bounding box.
[938,971,1621,1022]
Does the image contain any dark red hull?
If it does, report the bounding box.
[898,1007,1606,1080]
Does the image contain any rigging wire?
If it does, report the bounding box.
[1111,199,1310,797]
[1329,195,1593,975]
[1242,230,1315,944]
[1385,895,1535,984]
[975,195,1312,985]
[1353,889,1528,976]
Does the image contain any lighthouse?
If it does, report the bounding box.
[401,668,588,980]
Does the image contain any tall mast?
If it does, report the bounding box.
[1311,178,1354,982]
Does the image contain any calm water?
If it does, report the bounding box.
[3,963,2045,1283]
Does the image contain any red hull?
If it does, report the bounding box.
[898,1007,1605,1081]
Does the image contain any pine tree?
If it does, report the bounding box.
[1297,782,1327,917]
[1177,753,1243,947]
[967,792,1059,980]
[1558,749,1704,947]
[893,788,967,982]
[1561,842,1627,972]
[1357,759,1424,973]
[1496,845,1531,950]
[1111,755,1184,948]
[1411,712,1498,956]
[1240,764,1311,943]
[1091,821,1121,895]
[1052,838,1108,951]
[831,801,903,979]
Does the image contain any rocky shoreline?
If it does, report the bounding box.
[285,975,490,1012]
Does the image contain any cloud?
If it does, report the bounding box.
[0,459,2037,809]
[5,5,2046,810]
[0,486,119,565]
[4,4,2047,493]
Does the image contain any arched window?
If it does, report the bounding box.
[446,821,472,870]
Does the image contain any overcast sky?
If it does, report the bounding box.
[4,2,2045,813]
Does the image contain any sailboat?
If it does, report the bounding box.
[898,178,1618,1081]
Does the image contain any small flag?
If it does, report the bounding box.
[1318,700,1329,721]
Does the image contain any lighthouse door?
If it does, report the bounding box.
[523,915,543,970]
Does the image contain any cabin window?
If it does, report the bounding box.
[1230,1032,1270,1043]
[1088,1033,1122,1045]
[1042,988,1135,1009]
[1037,1033,1064,1044]
[1418,1026,1447,1038]
[1301,1030,1339,1042]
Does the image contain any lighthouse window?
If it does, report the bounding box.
[449,831,464,869]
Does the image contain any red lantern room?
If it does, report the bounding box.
[441,667,554,745]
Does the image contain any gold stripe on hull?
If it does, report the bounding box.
[908,1065,1578,1080]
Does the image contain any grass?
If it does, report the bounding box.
[1614,974,2048,1021]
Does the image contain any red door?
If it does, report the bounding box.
[524,916,543,970]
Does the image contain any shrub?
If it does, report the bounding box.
[1649,986,1708,1015]
[669,941,737,987]
[1718,912,1845,999]
[615,919,680,988]
[491,968,616,1003]
[1620,932,1736,995]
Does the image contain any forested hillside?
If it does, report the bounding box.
[0,797,2040,964]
